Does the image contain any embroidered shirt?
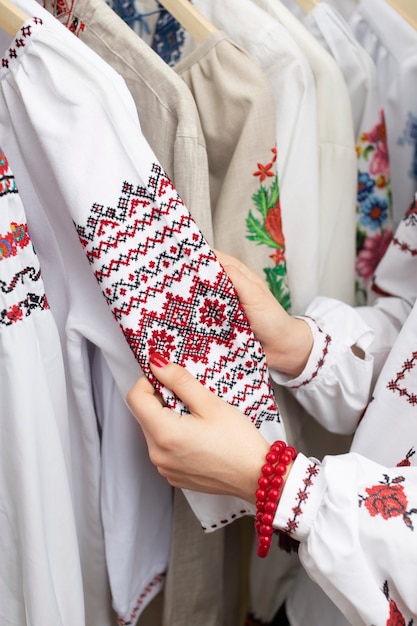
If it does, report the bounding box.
[273,197,417,625]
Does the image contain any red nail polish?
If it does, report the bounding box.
[149,352,169,367]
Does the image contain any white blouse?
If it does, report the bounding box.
[273,196,417,625]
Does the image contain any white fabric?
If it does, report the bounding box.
[194,0,320,315]
[303,3,394,306]
[350,0,417,228]
[272,198,417,625]
[0,1,173,622]
[252,0,357,307]
[0,153,86,625]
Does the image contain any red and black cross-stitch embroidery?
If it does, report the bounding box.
[1,18,43,70]
[76,163,280,427]
[0,292,48,326]
[387,352,417,406]
[397,448,416,467]
[290,320,331,389]
[359,474,417,530]
[382,581,414,626]
[282,461,319,538]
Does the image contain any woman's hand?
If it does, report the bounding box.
[214,251,313,377]
[127,353,270,504]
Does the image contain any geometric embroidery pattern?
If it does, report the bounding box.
[76,163,280,427]
[290,321,331,390]
[1,19,43,70]
[387,352,417,407]
[282,461,319,537]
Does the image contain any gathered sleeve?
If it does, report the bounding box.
[273,452,417,625]
[270,294,411,435]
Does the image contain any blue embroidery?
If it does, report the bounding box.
[152,3,186,67]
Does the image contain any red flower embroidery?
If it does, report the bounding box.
[148,328,176,359]
[355,230,393,281]
[388,599,407,626]
[253,161,274,182]
[199,298,226,328]
[7,304,23,322]
[360,475,417,530]
[264,202,285,248]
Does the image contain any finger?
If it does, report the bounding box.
[126,375,167,428]
[148,355,223,418]
[214,249,269,298]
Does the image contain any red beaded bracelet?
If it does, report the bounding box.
[255,440,298,558]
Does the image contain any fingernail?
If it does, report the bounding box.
[149,352,169,367]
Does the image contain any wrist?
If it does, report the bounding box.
[266,316,314,377]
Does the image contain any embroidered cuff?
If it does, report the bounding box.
[273,453,325,543]
[270,315,330,388]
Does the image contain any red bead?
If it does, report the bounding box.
[262,512,274,525]
[256,500,265,512]
[261,463,274,477]
[281,452,292,464]
[271,475,283,488]
[287,445,298,459]
[264,500,278,513]
[258,534,272,547]
[258,476,270,489]
[259,524,273,536]
[265,450,278,464]
[275,463,287,476]
[255,488,268,501]
[268,488,280,501]
[257,545,269,558]
[271,441,286,454]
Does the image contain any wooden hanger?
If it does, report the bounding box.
[294,0,320,15]
[157,0,216,43]
[0,0,28,36]
[385,0,417,30]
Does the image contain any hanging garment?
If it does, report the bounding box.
[0,5,287,624]
[252,0,357,306]
[0,149,88,625]
[172,29,291,312]
[303,2,394,305]
[194,0,320,316]
[40,0,214,245]
[0,1,172,623]
[273,196,417,625]
[36,1,217,623]
[350,0,417,228]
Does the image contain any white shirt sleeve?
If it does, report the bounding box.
[273,452,417,625]
[270,294,411,434]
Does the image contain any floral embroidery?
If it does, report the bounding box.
[359,474,417,530]
[0,223,30,260]
[355,110,393,304]
[246,147,291,310]
[382,581,414,626]
[397,448,415,467]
